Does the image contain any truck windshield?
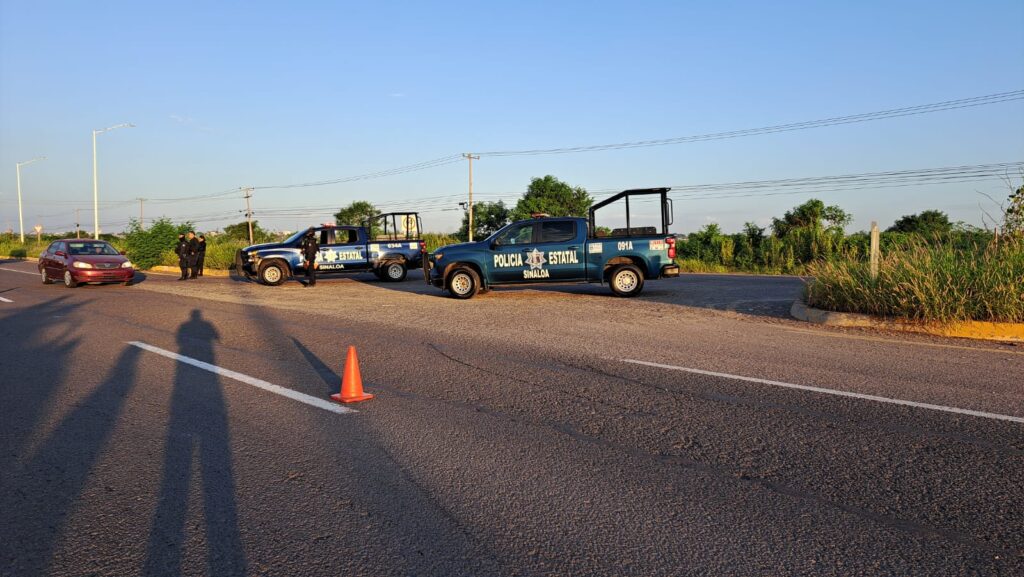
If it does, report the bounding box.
[282,229,308,245]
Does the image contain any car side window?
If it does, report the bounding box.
[539,221,576,243]
[494,223,534,246]
[55,242,66,254]
[45,242,58,255]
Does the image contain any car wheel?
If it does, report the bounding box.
[63,270,78,288]
[609,264,644,297]
[40,268,53,284]
[447,267,479,299]
[383,261,407,282]
[259,261,287,286]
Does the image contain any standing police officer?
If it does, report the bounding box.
[197,234,207,277]
[299,228,319,287]
[187,231,200,279]
[175,233,190,280]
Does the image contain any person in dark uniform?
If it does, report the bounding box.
[197,234,207,277]
[187,231,200,279]
[175,234,190,280]
[299,228,319,287]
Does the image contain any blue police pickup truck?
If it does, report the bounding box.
[424,188,680,299]
[237,212,425,286]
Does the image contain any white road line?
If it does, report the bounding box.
[0,296,12,303]
[620,358,1024,424]
[129,341,355,415]
[0,267,37,276]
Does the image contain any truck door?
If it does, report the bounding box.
[320,228,369,271]
[488,221,536,283]
[537,220,585,281]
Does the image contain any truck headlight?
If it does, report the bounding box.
[72,261,93,269]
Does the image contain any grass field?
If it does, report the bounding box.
[805,235,1023,322]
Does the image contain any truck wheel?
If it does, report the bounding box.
[383,261,407,282]
[259,261,287,286]
[447,267,479,299]
[609,264,644,297]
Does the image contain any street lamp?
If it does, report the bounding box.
[16,157,46,243]
[92,123,134,239]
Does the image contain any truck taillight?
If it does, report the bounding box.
[666,237,676,259]
[419,241,426,253]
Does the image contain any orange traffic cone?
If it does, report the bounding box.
[331,346,374,403]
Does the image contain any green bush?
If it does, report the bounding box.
[805,235,1024,322]
[423,233,460,252]
[124,218,192,270]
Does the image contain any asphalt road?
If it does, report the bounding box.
[1,260,1022,576]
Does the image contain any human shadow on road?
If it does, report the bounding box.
[142,309,247,577]
[290,336,341,396]
[0,343,136,576]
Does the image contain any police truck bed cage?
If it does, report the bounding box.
[588,188,673,237]
[364,212,423,241]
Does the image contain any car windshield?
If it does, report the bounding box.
[282,229,309,245]
[67,242,120,256]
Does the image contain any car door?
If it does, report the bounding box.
[48,242,67,276]
[40,242,54,276]
[488,221,537,283]
[536,220,585,281]
[320,228,368,272]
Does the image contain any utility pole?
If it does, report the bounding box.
[75,208,81,239]
[137,198,146,229]
[243,187,255,245]
[463,153,480,241]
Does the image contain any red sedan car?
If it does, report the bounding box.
[38,239,135,288]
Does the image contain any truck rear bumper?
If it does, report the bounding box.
[661,264,680,278]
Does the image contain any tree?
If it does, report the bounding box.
[771,199,851,237]
[510,176,593,221]
[458,201,511,241]
[222,220,271,242]
[1005,184,1024,236]
[334,201,378,227]
[742,222,765,250]
[887,210,952,235]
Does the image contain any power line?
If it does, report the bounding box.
[253,155,464,191]
[477,90,1024,157]
[236,90,1022,193]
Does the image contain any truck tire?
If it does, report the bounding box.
[447,267,479,299]
[259,260,288,286]
[382,260,407,282]
[609,264,644,297]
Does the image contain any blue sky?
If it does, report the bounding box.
[1,0,1022,235]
